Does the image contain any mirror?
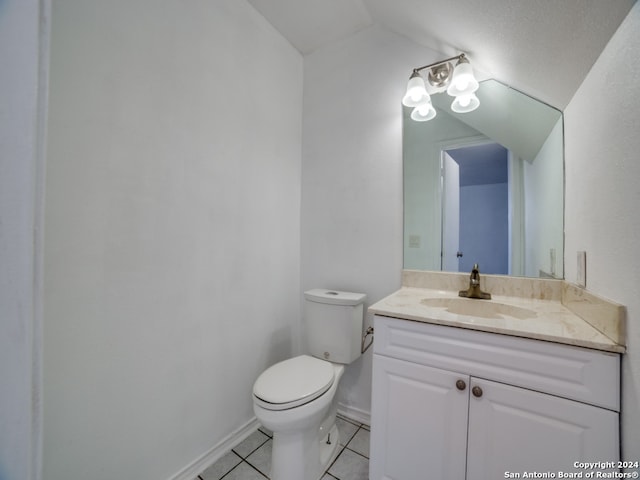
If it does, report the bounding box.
[403,79,564,278]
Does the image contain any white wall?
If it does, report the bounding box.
[0,1,48,479]
[301,26,426,419]
[524,119,564,277]
[43,1,302,479]
[564,2,640,460]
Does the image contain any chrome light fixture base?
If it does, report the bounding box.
[427,62,453,88]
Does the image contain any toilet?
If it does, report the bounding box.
[252,289,367,480]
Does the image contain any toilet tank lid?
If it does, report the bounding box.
[304,289,366,306]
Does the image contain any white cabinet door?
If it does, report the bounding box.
[466,378,619,480]
[370,355,469,480]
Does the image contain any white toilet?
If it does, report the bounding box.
[252,289,367,480]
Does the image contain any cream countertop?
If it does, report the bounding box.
[369,275,626,354]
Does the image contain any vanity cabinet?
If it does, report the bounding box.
[370,315,620,480]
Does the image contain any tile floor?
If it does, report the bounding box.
[197,415,370,480]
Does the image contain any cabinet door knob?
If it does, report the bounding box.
[472,386,483,398]
[456,379,466,391]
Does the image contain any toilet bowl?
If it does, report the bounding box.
[253,355,344,480]
[252,289,367,480]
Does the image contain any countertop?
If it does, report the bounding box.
[369,286,625,353]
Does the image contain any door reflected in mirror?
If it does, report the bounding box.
[442,141,509,275]
[403,79,564,279]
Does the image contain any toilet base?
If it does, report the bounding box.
[319,423,341,476]
[270,419,340,480]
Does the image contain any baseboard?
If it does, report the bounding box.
[337,402,371,427]
[168,416,260,480]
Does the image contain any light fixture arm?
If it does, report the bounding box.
[412,53,466,75]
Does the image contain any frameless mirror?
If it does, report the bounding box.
[403,79,564,278]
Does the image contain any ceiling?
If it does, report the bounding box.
[247,0,635,109]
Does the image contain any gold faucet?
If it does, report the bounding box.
[459,264,491,300]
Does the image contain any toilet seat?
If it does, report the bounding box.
[253,355,335,411]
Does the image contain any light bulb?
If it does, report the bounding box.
[451,93,480,113]
[411,102,436,121]
[456,79,469,92]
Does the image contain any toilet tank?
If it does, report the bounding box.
[304,289,367,364]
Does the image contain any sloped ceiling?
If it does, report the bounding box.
[247,0,635,109]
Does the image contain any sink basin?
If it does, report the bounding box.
[420,297,537,320]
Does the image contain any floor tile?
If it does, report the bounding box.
[245,439,272,477]
[200,450,242,480]
[335,417,359,446]
[232,430,270,458]
[321,474,339,480]
[346,428,370,458]
[328,448,369,480]
[220,461,268,480]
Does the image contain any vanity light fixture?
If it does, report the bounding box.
[402,53,480,121]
